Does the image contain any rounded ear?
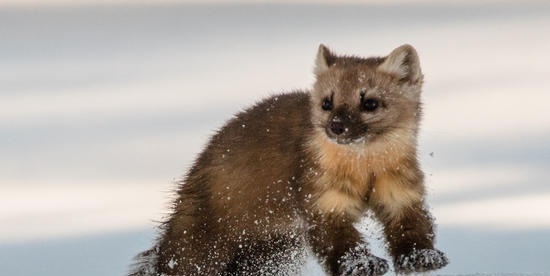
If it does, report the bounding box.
[377,44,423,84]
[314,44,335,76]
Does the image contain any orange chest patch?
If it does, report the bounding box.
[312,172,370,219]
[307,130,419,219]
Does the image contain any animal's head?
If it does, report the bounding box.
[310,44,424,148]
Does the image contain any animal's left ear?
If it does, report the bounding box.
[378,44,423,84]
[314,44,336,76]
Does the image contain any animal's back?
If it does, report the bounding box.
[131,91,313,276]
[192,91,312,228]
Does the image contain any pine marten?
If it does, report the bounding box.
[130,44,448,276]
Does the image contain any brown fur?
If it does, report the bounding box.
[130,45,447,276]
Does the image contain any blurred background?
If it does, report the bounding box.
[1,0,549,275]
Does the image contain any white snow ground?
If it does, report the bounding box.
[1,1,549,275]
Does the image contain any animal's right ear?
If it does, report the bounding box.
[377,44,423,84]
[314,44,335,76]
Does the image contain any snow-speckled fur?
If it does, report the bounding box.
[394,248,449,274]
[338,243,389,276]
[129,44,448,276]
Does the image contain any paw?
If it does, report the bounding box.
[394,248,448,274]
[338,245,389,276]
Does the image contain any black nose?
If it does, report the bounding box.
[329,121,346,135]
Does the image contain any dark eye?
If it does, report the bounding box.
[321,97,333,111]
[361,98,379,112]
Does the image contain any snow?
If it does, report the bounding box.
[1,1,550,275]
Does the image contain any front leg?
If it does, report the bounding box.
[306,213,389,276]
[379,201,448,274]
[371,171,448,274]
